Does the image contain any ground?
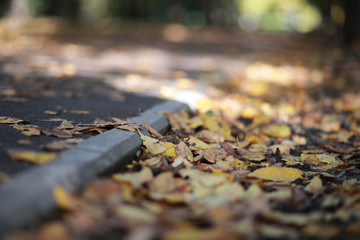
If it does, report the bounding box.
[1,20,360,239]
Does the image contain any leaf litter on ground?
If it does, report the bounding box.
[5,37,360,240]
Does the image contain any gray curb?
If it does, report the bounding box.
[0,100,190,236]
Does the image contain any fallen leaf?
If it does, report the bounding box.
[282,155,303,165]
[69,110,90,114]
[316,153,341,167]
[175,141,194,162]
[166,112,191,132]
[188,136,210,150]
[262,124,291,138]
[112,167,153,188]
[305,175,323,196]
[247,167,303,182]
[44,110,59,116]
[41,128,73,138]
[12,124,41,136]
[58,120,74,130]
[0,116,29,124]
[144,121,163,139]
[138,131,158,145]
[8,149,58,164]
[147,142,168,155]
[53,185,77,211]
[150,172,176,193]
[17,139,32,145]
[241,150,266,162]
[160,142,177,158]
[203,147,227,163]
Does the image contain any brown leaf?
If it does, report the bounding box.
[41,128,73,138]
[150,172,176,193]
[203,147,227,163]
[175,141,194,162]
[144,121,163,139]
[221,142,237,157]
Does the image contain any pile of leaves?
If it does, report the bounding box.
[6,102,360,239]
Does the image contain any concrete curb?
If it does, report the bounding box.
[0,100,190,236]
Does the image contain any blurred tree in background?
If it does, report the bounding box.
[0,0,359,45]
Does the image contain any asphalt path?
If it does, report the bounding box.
[0,73,163,177]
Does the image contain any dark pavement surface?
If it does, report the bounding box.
[0,72,163,177]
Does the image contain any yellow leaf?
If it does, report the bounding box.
[247,167,303,182]
[176,141,194,162]
[53,185,77,211]
[282,156,303,166]
[238,134,265,148]
[187,117,203,129]
[138,131,169,155]
[248,143,267,152]
[262,124,291,138]
[203,115,220,132]
[160,142,177,158]
[8,149,58,164]
[234,158,247,170]
[147,142,168,155]
[187,136,210,150]
[316,153,340,166]
[138,131,158,145]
